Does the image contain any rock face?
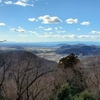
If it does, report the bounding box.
[56,44,100,55]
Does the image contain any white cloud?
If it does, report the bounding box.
[29,31,38,35]
[77,35,100,39]
[44,32,52,35]
[91,30,100,34]
[49,32,53,34]
[55,27,63,29]
[81,21,90,26]
[29,31,37,34]
[18,34,27,37]
[35,33,100,39]
[62,34,76,38]
[66,18,78,24]
[4,1,12,4]
[0,23,5,26]
[4,0,33,6]
[56,30,66,34]
[36,33,76,38]
[36,19,38,22]
[14,1,34,7]
[28,18,36,21]
[77,35,90,38]
[0,0,2,2]
[29,31,39,36]
[37,34,60,38]
[38,26,44,29]
[44,28,52,31]
[77,28,80,30]
[38,26,52,31]
[10,27,26,32]
[38,15,62,24]
[63,31,66,33]
[55,27,58,30]
[59,27,62,29]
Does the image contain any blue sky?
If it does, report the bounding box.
[0,0,100,42]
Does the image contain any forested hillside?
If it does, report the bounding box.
[0,51,100,100]
[0,51,57,100]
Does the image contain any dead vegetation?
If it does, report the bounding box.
[0,51,100,100]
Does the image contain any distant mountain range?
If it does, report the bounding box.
[1,41,100,46]
[1,42,100,56]
[55,43,100,55]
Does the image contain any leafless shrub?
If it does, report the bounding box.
[82,55,100,98]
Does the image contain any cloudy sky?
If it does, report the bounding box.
[0,0,100,42]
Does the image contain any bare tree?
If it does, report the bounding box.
[83,55,100,98]
[0,53,11,100]
[0,51,56,100]
[0,59,6,100]
[6,51,54,100]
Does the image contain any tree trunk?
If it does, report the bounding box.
[0,86,2,100]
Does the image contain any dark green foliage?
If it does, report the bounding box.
[56,84,95,100]
[58,53,87,93]
[77,90,95,100]
[56,84,73,100]
[58,53,80,68]
[69,69,87,94]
